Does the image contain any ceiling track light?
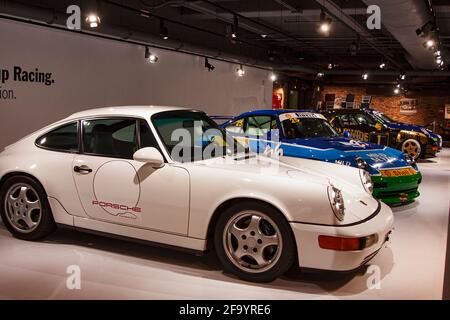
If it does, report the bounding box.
[362,73,369,80]
[423,39,436,50]
[319,9,332,34]
[159,20,169,40]
[237,64,245,77]
[232,14,238,39]
[86,0,101,28]
[394,87,400,94]
[204,57,215,72]
[317,72,324,78]
[270,73,277,82]
[399,73,406,80]
[379,62,386,69]
[145,47,158,64]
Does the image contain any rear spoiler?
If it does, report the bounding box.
[210,115,234,125]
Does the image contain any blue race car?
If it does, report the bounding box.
[221,109,422,205]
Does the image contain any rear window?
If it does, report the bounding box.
[36,122,79,152]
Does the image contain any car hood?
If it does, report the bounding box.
[183,154,379,225]
[277,137,410,173]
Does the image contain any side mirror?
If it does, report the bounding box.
[133,147,165,168]
[343,130,351,138]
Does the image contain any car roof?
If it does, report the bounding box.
[323,108,365,114]
[235,109,320,118]
[65,105,191,120]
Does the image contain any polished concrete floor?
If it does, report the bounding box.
[0,149,449,300]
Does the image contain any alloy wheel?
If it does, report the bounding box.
[223,210,283,273]
[4,183,42,233]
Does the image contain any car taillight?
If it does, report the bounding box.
[318,234,378,251]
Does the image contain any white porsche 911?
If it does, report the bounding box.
[0,106,393,282]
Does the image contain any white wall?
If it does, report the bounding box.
[0,19,272,149]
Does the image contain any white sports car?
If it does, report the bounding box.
[0,106,394,282]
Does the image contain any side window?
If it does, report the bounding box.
[36,122,78,152]
[225,118,245,134]
[139,120,159,148]
[354,113,375,126]
[246,116,276,136]
[337,114,358,127]
[82,119,138,159]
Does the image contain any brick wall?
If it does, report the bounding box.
[320,85,449,127]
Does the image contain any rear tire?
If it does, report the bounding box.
[214,201,296,282]
[0,175,56,240]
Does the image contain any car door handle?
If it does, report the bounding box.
[74,165,93,174]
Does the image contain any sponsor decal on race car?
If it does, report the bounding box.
[341,128,370,141]
[279,112,326,123]
[379,168,417,177]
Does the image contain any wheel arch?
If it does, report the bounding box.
[0,171,48,197]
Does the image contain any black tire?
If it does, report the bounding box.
[214,201,296,282]
[0,175,56,240]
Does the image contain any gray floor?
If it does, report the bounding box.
[0,149,449,299]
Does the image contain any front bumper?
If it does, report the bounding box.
[290,202,394,271]
[372,172,422,205]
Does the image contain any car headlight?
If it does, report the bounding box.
[359,169,374,193]
[406,155,416,166]
[355,156,368,170]
[327,185,345,221]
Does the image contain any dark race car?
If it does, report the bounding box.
[322,108,440,160]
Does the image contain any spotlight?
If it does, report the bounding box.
[86,14,100,28]
[400,73,406,80]
[362,73,369,80]
[394,88,400,94]
[237,65,245,77]
[204,57,215,72]
[319,10,332,34]
[379,62,386,69]
[145,47,158,63]
[159,20,169,40]
[317,72,324,78]
[396,83,401,88]
[261,34,268,38]
[424,39,435,49]
[232,15,238,39]
[435,50,441,56]
[328,63,334,70]
[436,56,442,65]
[270,73,277,82]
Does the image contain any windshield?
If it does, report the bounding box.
[152,110,246,162]
[373,111,393,123]
[279,113,338,139]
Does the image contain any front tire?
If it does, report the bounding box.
[214,201,296,282]
[0,175,56,240]
[401,138,422,160]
